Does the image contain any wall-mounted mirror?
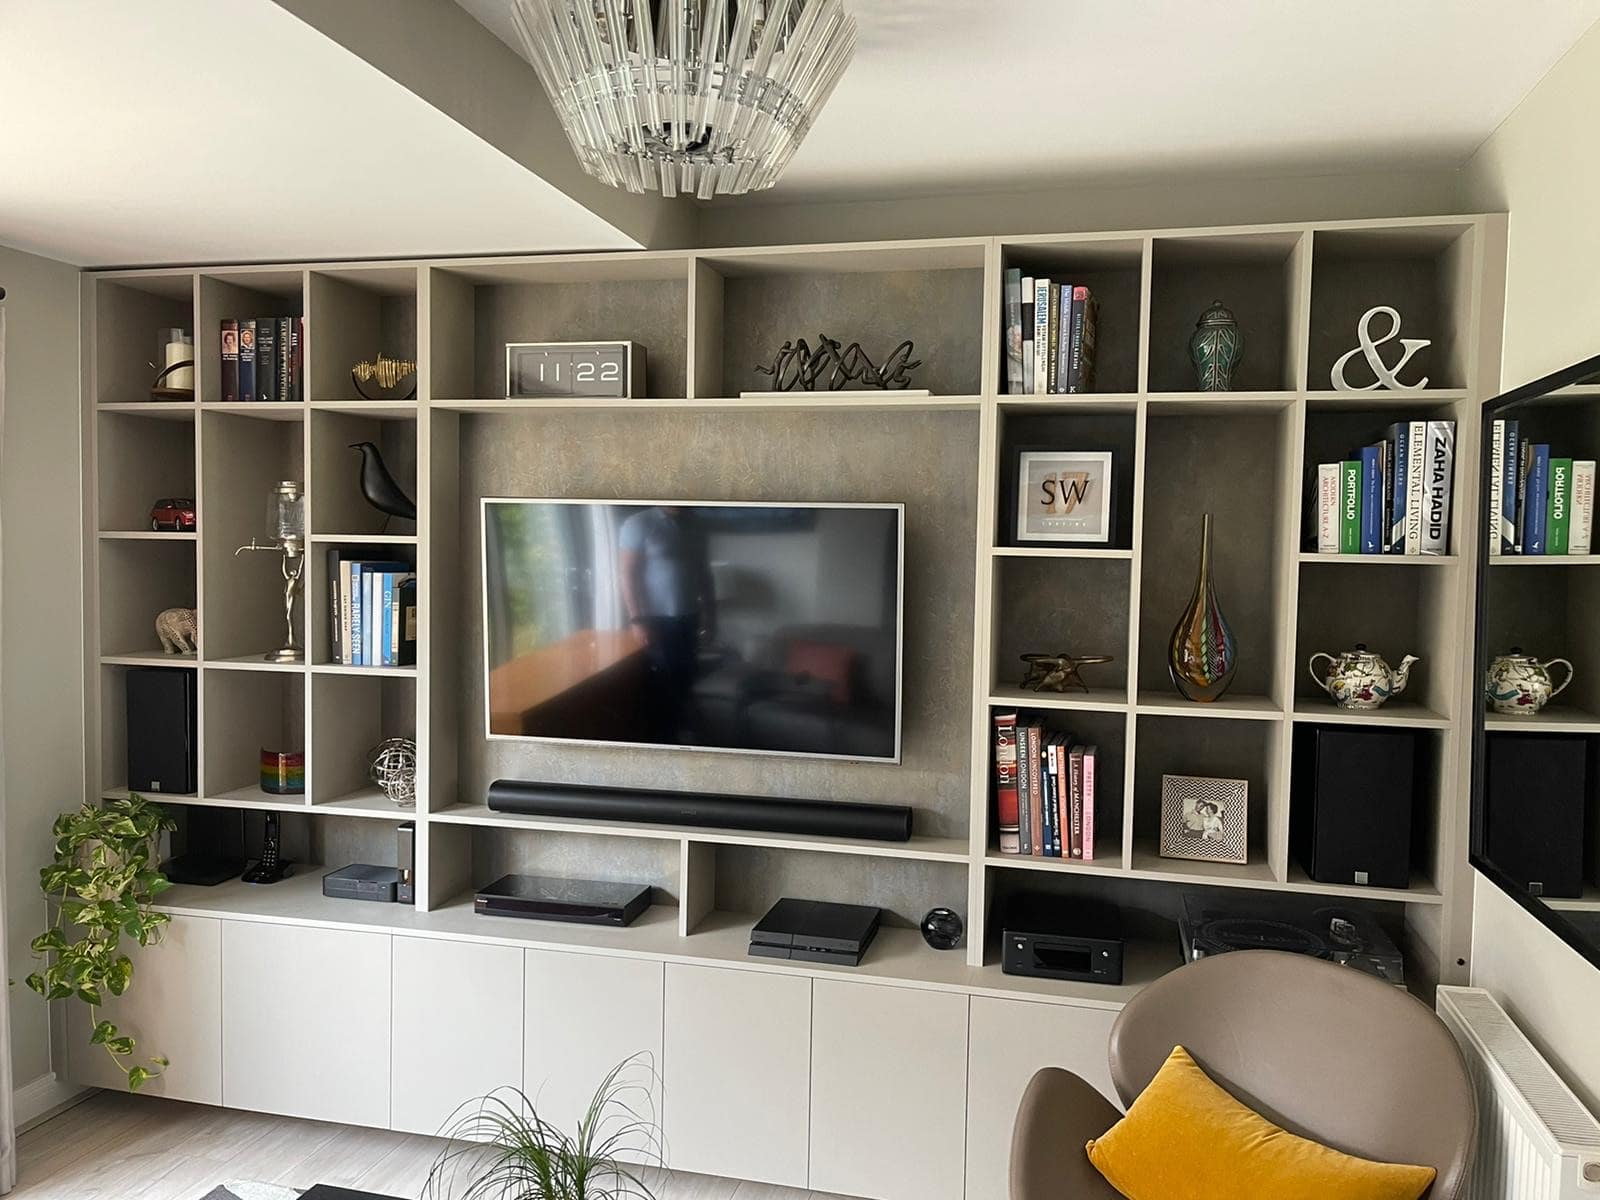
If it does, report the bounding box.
[1473,351,1600,971]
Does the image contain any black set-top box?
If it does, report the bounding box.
[749,898,882,966]
[323,864,402,903]
[474,874,652,926]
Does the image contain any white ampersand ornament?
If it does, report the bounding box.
[1331,305,1431,391]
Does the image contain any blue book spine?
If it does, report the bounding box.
[350,563,364,665]
[1501,420,1520,554]
[1359,445,1383,554]
[1528,445,1551,554]
[381,572,396,667]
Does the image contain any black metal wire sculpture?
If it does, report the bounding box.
[755,335,921,391]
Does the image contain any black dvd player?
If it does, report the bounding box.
[749,898,882,966]
[474,874,652,926]
[1002,894,1124,985]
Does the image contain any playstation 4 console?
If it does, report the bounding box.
[748,898,882,966]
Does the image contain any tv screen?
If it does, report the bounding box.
[482,500,904,761]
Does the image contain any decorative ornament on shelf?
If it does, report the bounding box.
[350,441,417,524]
[1308,644,1418,710]
[234,480,306,663]
[1019,651,1114,694]
[155,606,197,655]
[149,326,194,400]
[1485,648,1574,715]
[1331,306,1431,390]
[506,341,643,400]
[754,335,922,392]
[1159,774,1248,865]
[1188,300,1243,391]
[149,497,196,532]
[1167,513,1238,702]
[260,748,305,795]
[920,907,964,951]
[512,0,857,198]
[350,353,417,402]
[369,737,418,809]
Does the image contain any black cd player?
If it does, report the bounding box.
[1001,895,1124,985]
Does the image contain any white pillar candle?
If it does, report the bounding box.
[164,338,193,391]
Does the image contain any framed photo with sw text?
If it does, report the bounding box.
[1011,448,1115,545]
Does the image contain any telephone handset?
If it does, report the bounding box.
[242,811,291,885]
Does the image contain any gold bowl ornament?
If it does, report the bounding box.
[351,353,418,402]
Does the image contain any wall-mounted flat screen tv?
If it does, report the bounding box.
[482,500,904,762]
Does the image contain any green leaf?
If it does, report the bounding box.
[24,972,47,997]
[106,1036,135,1056]
[47,980,72,1001]
[90,1020,117,1046]
[152,1055,169,1068]
[76,983,102,1006]
[126,1066,152,1092]
[106,956,133,996]
[146,876,173,896]
[30,929,67,955]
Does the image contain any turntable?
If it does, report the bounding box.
[1179,893,1405,985]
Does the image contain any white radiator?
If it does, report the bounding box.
[1437,987,1600,1199]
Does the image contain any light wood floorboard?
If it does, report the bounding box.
[15,1093,858,1200]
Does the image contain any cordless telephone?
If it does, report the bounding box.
[242,811,290,884]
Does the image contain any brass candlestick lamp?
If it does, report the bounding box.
[235,481,306,662]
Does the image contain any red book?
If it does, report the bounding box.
[1082,746,1098,861]
[993,712,1020,854]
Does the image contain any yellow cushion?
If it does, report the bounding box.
[1085,1046,1437,1200]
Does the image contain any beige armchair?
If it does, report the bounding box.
[1010,949,1476,1200]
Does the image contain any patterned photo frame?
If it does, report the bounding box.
[1159,774,1248,864]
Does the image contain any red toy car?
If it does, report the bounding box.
[149,498,197,532]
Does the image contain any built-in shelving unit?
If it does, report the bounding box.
[80,214,1504,1011]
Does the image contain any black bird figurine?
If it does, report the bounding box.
[349,442,416,525]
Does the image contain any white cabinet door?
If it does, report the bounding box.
[525,950,663,1151]
[392,935,524,1136]
[64,914,222,1104]
[810,979,969,1200]
[222,921,392,1127]
[663,964,811,1187]
[964,997,1120,1200]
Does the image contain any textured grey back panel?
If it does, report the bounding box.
[457,409,979,841]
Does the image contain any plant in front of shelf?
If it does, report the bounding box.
[425,1056,661,1200]
[26,792,176,1091]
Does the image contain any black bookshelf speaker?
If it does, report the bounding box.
[126,667,197,795]
[1292,725,1418,889]
[1485,733,1589,899]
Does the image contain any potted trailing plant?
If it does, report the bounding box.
[26,792,176,1091]
[426,1056,662,1200]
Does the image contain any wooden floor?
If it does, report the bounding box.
[15,1091,852,1200]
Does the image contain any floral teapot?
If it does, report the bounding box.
[1485,648,1574,715]
[1307,644,1418,710]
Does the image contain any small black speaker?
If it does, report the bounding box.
[126,667,197,795]
[1292,725,1417,889]
[1485,733,1589,899]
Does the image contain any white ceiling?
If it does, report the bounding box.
[459,0,1600,199]
[0,0,636,267]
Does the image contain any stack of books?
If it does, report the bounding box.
[221,317,304,403]
[1313,419,1455,555]
[1488,419,1595,555]
[1003,269,1099,395]
[327,552,417,666]
[993,712,1098,859]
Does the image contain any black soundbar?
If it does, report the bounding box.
[486,779,913,843]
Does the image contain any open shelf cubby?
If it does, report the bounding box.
[79,216,1502,1011]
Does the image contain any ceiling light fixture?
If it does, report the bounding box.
[512,0,856,199]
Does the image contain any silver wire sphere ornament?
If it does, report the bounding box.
[368,737,418,809]
[512,0,857,198]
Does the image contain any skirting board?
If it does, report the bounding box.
[14,1072,91,1131]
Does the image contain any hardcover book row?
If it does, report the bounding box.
[1487,418,1595,556]
[327,551,418,667]
[992,712,1099,859]
[1002,268,1101,395]
[220,317,305,404]
[1312,420,1456,556]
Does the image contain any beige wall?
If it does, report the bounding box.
[1460,21,1600,1108]
[0,243,83,1103]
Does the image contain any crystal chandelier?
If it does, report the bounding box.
[512,0,856,199]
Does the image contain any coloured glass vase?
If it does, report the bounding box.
[1167,513,1238,702]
